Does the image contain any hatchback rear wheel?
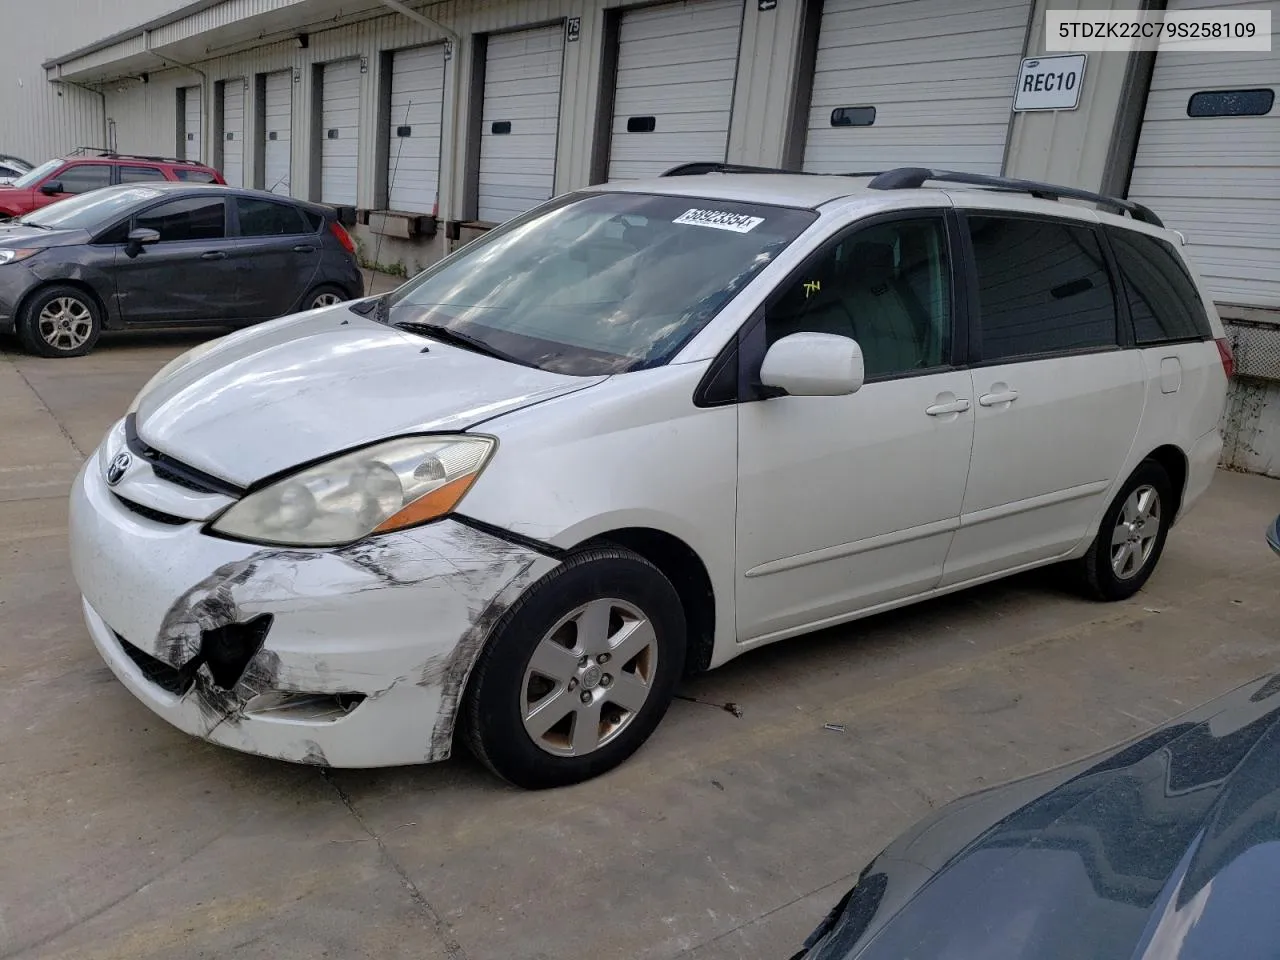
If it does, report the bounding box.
[17,284,102,358]
[304,284,348,311]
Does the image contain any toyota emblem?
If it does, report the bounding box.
[106,451,132,486]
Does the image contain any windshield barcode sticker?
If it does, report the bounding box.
[672,209,764,233]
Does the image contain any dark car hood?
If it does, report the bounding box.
[804,673,1280,960]
[0,222,88,248]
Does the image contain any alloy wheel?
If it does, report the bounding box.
[311,292,342,308]
[521,598,659,757]
[1111,484,1161,580]
[37,297,94,351]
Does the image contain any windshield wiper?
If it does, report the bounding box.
[394,319,526,365]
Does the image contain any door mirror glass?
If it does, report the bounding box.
[40,181,63,195]
[128,227,161,246]
[760,332,865,397]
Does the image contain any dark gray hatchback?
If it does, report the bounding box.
[0,183,363,357]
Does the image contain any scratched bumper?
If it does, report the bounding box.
[69,456,559,768]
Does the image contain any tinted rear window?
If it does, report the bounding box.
[301,209,324,231]
[119,165,167,183]
[1107,230,1212,344]
[968,216,1118,361]
[236,197,307,236]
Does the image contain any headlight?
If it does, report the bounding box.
[0,248,42,265]
[209,435,496,547]
[127,335,227,414]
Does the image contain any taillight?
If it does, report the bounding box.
[329,220,356,255]
[1215,337,1235,379]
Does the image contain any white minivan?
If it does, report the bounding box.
[69,167,1231,788]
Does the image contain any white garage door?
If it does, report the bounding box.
[181,86,203,163]
[388,45,446,215]
[263,70,293,195]
[803,0,1030,175]
[1127,0,1279,308]
[477,25,564,223]
[607,0,745,181]
[321,59,361,206]
[221,80,245,187]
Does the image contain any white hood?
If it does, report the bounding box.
[134,306,605,486]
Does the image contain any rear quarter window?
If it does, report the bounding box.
[967,215,1118,361]
[173,168,219,183]
[1106,229,1212,344]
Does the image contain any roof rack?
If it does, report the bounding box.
[67,146,209,167]
[662,162,800,177]
[659,161,1163,228]
[866,167,1164,227]
[661,162,885,179]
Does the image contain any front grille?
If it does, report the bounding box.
[113,495,189,526]
[116,633,195,696]
[151,461,220,493]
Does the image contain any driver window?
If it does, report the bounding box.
[766,217,952,379]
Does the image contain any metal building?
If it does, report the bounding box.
[6,0,1278,468]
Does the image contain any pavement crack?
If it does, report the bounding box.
[4,355,87,459]
[320,769,469,960]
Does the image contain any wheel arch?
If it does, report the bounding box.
[1142,444,1189,521]
[577,527,717,675]
[17,279,112,331]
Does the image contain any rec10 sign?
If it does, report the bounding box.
[1013,54,1087,111]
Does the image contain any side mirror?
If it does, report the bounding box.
[39,180,64,195]
[759,332,865,397]
[1268,515,1280,557]
[124,227,160,256]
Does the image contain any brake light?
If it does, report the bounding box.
[1215,338,1234,379]
[329,220,356,255]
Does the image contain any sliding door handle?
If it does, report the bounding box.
[979,389,1019,407]
[926,398,971,416]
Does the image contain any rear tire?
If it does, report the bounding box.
[302,284,349,311]
[463,547,686,789]
[1078,459,1174,601]
[17,284,102,358]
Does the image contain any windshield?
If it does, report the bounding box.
[19,187,164,230]
[384,191,817,375]
[12,159,62,189]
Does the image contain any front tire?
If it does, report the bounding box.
[17,284,102,358]
[463,547,686,789]
[1078,460,1174,601]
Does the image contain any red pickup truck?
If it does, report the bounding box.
[0,154,225,219]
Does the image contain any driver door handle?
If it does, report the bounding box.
[926,398,971,416]
[201,250,227,260]
[979,389,1019,406]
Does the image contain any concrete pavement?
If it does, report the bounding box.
[1,332,1277,960]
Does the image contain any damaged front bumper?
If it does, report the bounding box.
[69,455,559,768]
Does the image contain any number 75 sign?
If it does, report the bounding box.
[1013,54,1087,111]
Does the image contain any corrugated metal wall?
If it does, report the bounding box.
[98,0,805,218]
[0,0,185,162]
